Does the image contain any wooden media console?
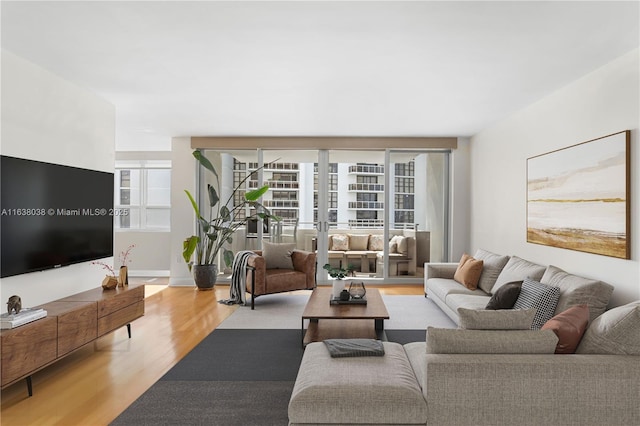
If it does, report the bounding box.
[0,283,144,396]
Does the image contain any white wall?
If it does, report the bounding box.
[470,49,639,307]
[113,151,171,275]
[0,50,116,306]
[169,137,197,286]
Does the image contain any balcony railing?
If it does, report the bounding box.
[348,165,384,174]
[348,183,384,192]
[264,200,299,208]
[248,181,299,189]
[348,201,384,209]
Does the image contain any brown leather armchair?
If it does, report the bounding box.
[246,250,316,309]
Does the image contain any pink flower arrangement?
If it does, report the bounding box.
[119,244,136,267]
[92,261,116,277]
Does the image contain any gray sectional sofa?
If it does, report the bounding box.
[288,249,640,425]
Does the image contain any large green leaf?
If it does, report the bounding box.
[207,184,219,208]
[193,151,219,181]
[222,248,234,268]
[184,190,201,217]
[220,205,231,221]
[245,184,269,201]
[183,236,199,264]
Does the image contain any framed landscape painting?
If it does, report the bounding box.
[527,130,630,259]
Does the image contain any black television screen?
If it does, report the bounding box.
[1,155,114,278]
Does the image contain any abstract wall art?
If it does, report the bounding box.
[527,130,630,259]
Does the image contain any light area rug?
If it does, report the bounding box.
[218,293,456,330]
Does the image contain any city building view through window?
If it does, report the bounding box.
[200,149,449,282]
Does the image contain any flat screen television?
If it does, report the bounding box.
[1,155,114,278]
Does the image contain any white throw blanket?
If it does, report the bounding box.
[219,250,256,306]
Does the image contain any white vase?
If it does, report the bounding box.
[332,280,344,299]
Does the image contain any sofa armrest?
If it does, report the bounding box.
[246,253,266,294]
[425,262,458,280]
[423,353,640,425]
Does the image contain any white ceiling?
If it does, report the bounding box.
[2,1,638,151]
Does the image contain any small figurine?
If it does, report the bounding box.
[7,295,22,315]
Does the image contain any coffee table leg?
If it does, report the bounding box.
[375,318,387,341]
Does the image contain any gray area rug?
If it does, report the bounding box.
[111,381,293,426]
[112,294,456,425]
[218,293,456,330]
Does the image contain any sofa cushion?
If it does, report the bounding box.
[428,279,488,302]
[445,294,493,317]
[288,342,428,424]
[474,249,510,294]
[492,256,546,294]
[368,234,384,251]
[390,235,408,255]
[541,304,589,354]
[485,281,522,310]
[330,234,349,251]
[513,278,561,330]
[458,307,535,330]
[262,242,295,269]
[453,253,484,290]
[425,327,558,354]
[576,301,640,355]
[348,234,370,251]
[540,265,613,323]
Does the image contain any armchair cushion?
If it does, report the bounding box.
[262,242,295,269]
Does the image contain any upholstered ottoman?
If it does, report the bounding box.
[288,341,428,425]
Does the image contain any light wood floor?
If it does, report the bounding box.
[0,280,423,425]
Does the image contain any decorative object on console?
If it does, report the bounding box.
[527,130,630,259]
[118,244,135,287]
[6,295,21,314]
[93,261,118,290]
[348,281,366,299]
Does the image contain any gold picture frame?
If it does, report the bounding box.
[527,130,630,259]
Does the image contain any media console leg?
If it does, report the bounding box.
[26,375,33,397]
[127,323,131,338]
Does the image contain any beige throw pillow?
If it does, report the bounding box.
[262,242,295,269]
[453,253,484,290]
[348,234,370,251]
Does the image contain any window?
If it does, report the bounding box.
[115,161,171,230]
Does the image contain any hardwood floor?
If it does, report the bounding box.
[0,280,423,425]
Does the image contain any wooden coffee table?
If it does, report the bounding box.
[301,287,390,347]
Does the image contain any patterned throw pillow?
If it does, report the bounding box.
[513,278,561,329]
[368,234,384,251]
[331,234,349,251]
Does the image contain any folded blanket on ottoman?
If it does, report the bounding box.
[323,338,385,357]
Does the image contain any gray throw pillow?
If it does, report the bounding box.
[485,281,522,310]
[576,301,640,355]
[458,307,535,330]
[474,249,510,294]
[492,256,546,294]
[262,242,295,269]
[540,265,613,323]
[513,278,561,330]
[425,327,558,354]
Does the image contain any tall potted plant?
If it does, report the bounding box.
[183,150,278,290]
